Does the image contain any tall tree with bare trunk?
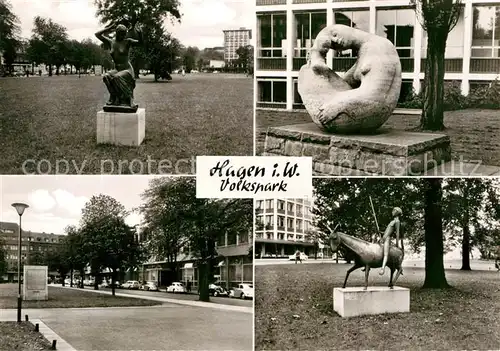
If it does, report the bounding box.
[411,0,462,130]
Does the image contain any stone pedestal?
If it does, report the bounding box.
[23,265,48,301]
[333,286,410,318]
[264,123,451,176]
[97,108,145,146]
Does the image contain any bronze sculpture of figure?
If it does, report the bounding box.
[95,22,143,113]
[380,207,402,275]
[327,223,404,290]
[298,24,402,134]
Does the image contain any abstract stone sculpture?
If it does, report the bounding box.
[328,230,404,290]
[95,22,143,113]
[298,24,402,134]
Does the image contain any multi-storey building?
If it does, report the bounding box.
[223,27,253,62]
[0,222,65,282]
[255,0,500,110]
[254,198,319,258]
[140,230,253,291]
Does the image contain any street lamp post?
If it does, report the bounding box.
[11,203,29,323]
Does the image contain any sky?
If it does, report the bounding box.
[0,176,170,234]
[10,0,254,49]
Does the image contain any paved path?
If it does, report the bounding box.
[0,303,252,350]
[51,285,252,314]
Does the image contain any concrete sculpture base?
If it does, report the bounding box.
[264,123,451,176]
[333,286,410,318]
[97,108,145,146]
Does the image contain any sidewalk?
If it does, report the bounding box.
[52,285,252,314]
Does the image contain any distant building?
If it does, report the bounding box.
[209,60,225,68]
[223,27,252,62]
[0,222,65,282]
[140,230,252,291]
[255,198,319,258]
[255,0,500,110]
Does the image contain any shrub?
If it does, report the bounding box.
[397,80,500,110]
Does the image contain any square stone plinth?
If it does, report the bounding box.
[97,108,145,146]
[333,286,410,318]
[264,123,451,176]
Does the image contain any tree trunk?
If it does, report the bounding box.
[420,28,447,131]
[198,262,210,302]
[48,65,53,77]
[70,268,73,287]
[461,190,471,270]
[422,178,450,288]
[94,272,99,290]
[79,269,85,288]
[111,269,116,297]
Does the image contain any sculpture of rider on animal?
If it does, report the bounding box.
[326,207,405,290]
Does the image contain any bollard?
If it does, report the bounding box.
[25,315,28,321]
[51,340,57,350]
[34,323,39,332]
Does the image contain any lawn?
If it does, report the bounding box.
[0,73,253,174]
[255,263,500,350]
[256,109,500,167]
[0,322,52,351]
[0,284,160,309]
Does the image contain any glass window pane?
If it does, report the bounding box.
[376,9,415,57]
[273,81,287,103]
[471,48,493,58]
[273,14,287,49]
[258,81,272,102]
[472,6,495,43]
[258,14,272,48]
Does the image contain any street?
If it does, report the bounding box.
[0,303,252,350]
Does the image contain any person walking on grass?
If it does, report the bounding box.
[295,250,302,264]
[186,279,192,293]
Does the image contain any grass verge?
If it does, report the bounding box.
[0,321,52,350]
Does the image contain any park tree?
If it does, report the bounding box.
[313,178,453,289]
[236,45,253,74]
[411,0,462,130]
[94,0,182,78]
[80,194,130,291]
[442,178,500,270]
[46,246,70,286]
[80,215,142,296]
[139,177,191,284]
[422,178,450,288]
[188,198,253,302]
[64,225,87,288]
[29,250,47,266]
[183,46,199,73]
[0,0,20,75]
[28,16,68,76]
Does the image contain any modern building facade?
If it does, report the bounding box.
[254,198,321,258]
[255,0,500,110]
[0,222,65,282]
[141,230,253,291]
[223,27,253,62]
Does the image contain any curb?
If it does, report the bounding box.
[31,319,77,351]
[53,286,253,314]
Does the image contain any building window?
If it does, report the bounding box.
[287,218,294,230]
[278,200,285,210]
[376,9,415,58]
[265,199,274,210]
[472,6,500,58]
[294,11,327,58]
[258,13,286,57]
[257,79,287,104]
[287,202,294,212]
[297,219,303,231]
[293,79,303,105]
[296,204,303,215]
[239,231,249,244]
[277,216,285,228]
[265,215,274,226]
[227,233,237,246]
[334,10,370,57]
[256,200,263,210]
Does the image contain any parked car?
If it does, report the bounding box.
[141,281,159,291]
[230,284,253,299]
[288,252,308,261]
[166,282,187,293]
[208,284,228,297]
[83,279,95,286]
[122,280,141,289]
